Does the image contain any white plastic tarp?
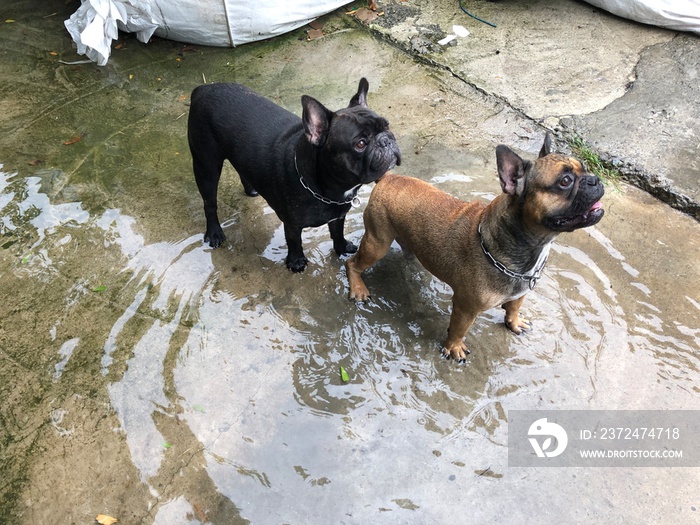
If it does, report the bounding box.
[64,0,353,66]
[583,0,700,34]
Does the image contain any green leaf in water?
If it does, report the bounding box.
[92,285,107,292]
[162,441,172,449]
[193,404,206,413]
[20,253,31,264]
[340,366,350,383]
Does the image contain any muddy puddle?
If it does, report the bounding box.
[1,3,699,523]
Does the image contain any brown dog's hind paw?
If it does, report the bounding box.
[505,316,531,335]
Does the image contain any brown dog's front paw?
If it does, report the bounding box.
[346,261,371,302]
[348,283,371,302]
[505,316,531,334]
[442,342,470,362]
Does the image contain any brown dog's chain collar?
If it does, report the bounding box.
[295,154,361,208]
[478,223,548,290]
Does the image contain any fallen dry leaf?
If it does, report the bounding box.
[28,159,43,166]
[306,28,324,41]
[193,502,208,522]
[96,515,118,525]
[63,135,82,146]
[309,19,324,30]
[354,8,379,23]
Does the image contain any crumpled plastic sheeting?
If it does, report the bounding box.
[64,0,160,66]
[583,0,700,34]
[64,0,352,66]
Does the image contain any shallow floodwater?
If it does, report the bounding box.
[2,153,699,522]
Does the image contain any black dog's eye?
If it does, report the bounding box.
[559,174,574,189]
[356,139,368,150]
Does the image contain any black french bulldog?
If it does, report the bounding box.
[187,78,402,272]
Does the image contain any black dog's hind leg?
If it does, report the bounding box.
[240,176,259,197]
[283,224,308,272]
[192,152,226,248]
[329,217,357,256]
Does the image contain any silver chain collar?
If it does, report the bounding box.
[295,154,361,208]
[478,223,548,290]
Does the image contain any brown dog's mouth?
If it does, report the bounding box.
[589,200,603,214]
[548,200,605,231]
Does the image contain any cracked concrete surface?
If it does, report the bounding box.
[366,0,699,219]
[572,33,700,216]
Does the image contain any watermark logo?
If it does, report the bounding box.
[528,418,568,458]
[509,410,698,467]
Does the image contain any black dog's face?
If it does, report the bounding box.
[525,154,605,232]
[301,78,401,187]
[323,107,402,185]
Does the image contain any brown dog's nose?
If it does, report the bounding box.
[582,175,601,186]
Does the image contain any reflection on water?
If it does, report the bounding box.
[54,337,80,380]
[2,164,699,522]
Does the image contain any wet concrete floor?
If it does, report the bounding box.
[1,1,699,524]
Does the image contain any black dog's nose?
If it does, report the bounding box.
[377,134,391,147]
[373,131,402,169]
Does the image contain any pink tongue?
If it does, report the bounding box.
[590,201,603,211]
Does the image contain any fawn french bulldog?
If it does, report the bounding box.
[346,134,604,360]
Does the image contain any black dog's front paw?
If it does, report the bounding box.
[204,225,226,248]
[334,240,358,256]
[286,255,308,273]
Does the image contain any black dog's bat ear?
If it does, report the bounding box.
[496,145,528,195]
[302,95,332,146]
[349,77,369,108]
[539,132,553,158]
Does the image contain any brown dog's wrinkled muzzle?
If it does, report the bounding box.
[546,174,605,231]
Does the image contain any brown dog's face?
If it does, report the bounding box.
[496,136,605,233]
[524,154,605,232]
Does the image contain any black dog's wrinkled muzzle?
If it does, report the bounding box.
[372,130,402,172]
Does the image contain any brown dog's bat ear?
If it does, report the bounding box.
[302,95,333,146]
[539,132,553,158]
[349,77,369,108]
[496,145,528,195]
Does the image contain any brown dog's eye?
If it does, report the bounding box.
[356,139,368,150]
[559,174,574,189]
